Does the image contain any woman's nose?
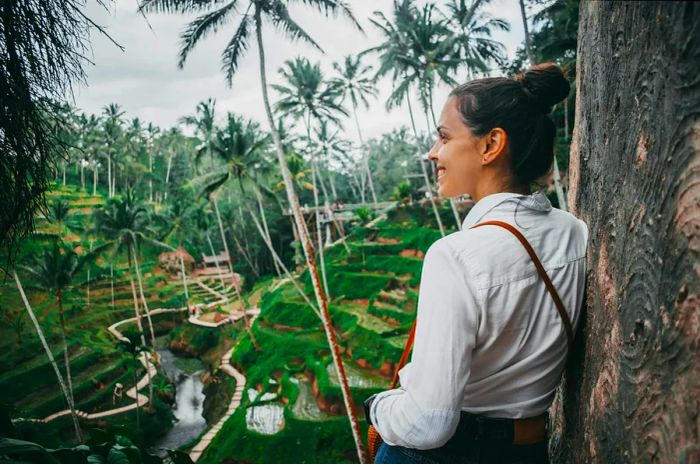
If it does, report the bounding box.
[426,141,439,162]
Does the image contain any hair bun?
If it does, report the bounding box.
[515,63,570,113]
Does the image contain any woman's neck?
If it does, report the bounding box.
[471,181,530,203]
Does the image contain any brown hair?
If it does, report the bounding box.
[449,63,570,186]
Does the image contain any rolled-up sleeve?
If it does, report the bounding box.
[370,238,479,449]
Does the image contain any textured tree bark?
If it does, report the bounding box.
[550,2,700,463]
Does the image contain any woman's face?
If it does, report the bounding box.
[427,96,484,199]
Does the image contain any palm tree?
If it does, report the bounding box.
[180,98,218,173]
[312,121,353,253]
[138,1,369,459]
[102,103,125,198]
[329,55,378,205]
[273,57,349,298]
[365,0,449,235]
[158,201,194,309]
[273,57,348,129]
[13,271,83,443]
[21,243,93,415]
[444,0,511,78]
[92,190,165,408]
[144,122,160,202]
[48,199,71,234]
[180,99,238,283]
[518,0,568,212]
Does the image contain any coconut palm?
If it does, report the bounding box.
[518,0,568,212]
[138,0,368,458]
[273,57,349,297]
[92,189,165,408]
[444,0,511,78]
[180,98,218,173]
[48,199,71,234]
[329,55,378,205]
[365,0,449,235]
[180,99,237,284]
[273,57,348,129]
[102,103,125,198]
[158,201,194,308]
[12,271,83,443]
[20,243,94,415]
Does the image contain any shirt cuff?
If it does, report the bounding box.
[369,388,404,434]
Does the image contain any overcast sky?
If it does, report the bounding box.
[73,0,528,143]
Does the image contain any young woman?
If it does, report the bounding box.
[364,63,589,464]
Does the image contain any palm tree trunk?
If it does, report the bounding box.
[178,247,190,307]
[206,233,230,301]
[127,244,147,347]
[164,150,174,201]
[57,292,75,408]
[107,153,112,198]
[212,196,234,276]
[231,229,260,278]
[311,162,330,299]
[229,273,260,352]
[519,0,535,64]
[149,152,153,202]
[406,92,445,236]
[133,356,140,431]
[249,209,322,320]
[14,271,83,443]
[254,11,367,463]
[131,246,156,348]
[237,205,259,275]
[254,189,282,278]
[352,104,378,206]
[131,246,155,409]
[110,264,115,310]
[92,161,98,196]
[304,117,331,299]
[564,97,570,139]
[520,0,568,212]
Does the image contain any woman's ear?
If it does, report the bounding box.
[480,128,508,166]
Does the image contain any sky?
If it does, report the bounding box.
[73,0,528,143]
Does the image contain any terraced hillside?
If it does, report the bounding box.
[196,211,445,464]
[1,185,184,446]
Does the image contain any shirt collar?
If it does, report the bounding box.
[461,191,552,229]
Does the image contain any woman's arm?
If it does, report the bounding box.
[370,238,479,449]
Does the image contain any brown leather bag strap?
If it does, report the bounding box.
[390,320,417,389]
[470,220,574,349]
[390,220,574,388]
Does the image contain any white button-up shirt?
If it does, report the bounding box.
[370,191,589,450]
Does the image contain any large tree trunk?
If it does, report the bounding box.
[254,9,368,463]
[550,3,700,463]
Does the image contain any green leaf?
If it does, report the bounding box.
[107,448,130,464]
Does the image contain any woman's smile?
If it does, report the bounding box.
[437,166,446,181]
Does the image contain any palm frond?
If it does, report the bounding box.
[222,13,252,86]
[177,1,239,68]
